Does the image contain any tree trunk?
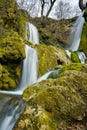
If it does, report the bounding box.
[41,0,45,17]
[46,0,56,17]
[79,0,86,11]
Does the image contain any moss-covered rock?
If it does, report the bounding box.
[0,30,25,63]
[71,51,81,63]
[0,29,25,89]
[0,64,21,89]
[37,44,70,76]
[30,17,76,47]
[59,63,83,76]
[0,0,29,37]
[0,0,20,29]
[14,64,87,130]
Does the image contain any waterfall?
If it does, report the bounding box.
[66,14,86,64]
[26,22,39,44]
[67,15,85,51]
[37,71,54,83]
[77,51,86,64]
[18,45,38,90]
[0,22,39,95]
[0,94,26,130]
[0,22,39,130]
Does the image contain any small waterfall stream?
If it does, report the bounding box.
[0,14,86,130]
[0,22,39,130]
[26,22,39,44]
[0,94,26,130]
[66,14,86,64]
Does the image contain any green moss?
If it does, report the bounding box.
[59,63,83,76]
[0,0,29,38]
[0,30,25,89]
[30,17,75,47]
[0,30,25,62]
[14,65,87,130]
[71,51,81,63]
[0,64,21,89]
[37,44,70,76]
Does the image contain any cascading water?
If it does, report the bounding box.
[67,15,85,51]
[37,71,54,83]
[0,22,39,95]
[0,12,86,130]
[0,94,26,130]
[26,22,39,44]
[66,14,86,64]
[77,51,86,64]
[19,45,38,88]
[0,22,39,130]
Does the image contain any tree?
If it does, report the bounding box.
[40,0,56,17]
[46,0,56,17]
[79,0,87,11]
[55,1,72,20]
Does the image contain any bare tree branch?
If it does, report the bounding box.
[46,0,56,17]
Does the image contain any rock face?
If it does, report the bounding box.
[0,30,25,89]
[0,0,26,89]
[0,0,87,129]
[14,63,87,130]
[0,31,25,63]
[30,17,75,47]
[37,44,71,76]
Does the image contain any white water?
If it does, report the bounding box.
[16,45,38,92]
[67,15,85,51]
[66,15,86,64]
[0,22,39,96]
[0,22,39,130]
[0,95,26,130]
[0,14,86,130]
[77,51,86,64]
[26,22,39,44]
[37,71,54,83]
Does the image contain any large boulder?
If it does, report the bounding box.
[0,30,25,89]
[37,44,71,76]
[14,63,87,130]
[0,0,29,37]
[0,30,25,63]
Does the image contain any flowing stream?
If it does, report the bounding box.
[0,94,26,130]
[0,14,86,130]
[66,14,86,63]
[0,22,39,130]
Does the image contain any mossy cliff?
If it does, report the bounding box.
[14,63,87,130]
[0,0,29,37]
[37,44,71,76]
[30,17,76,47]
[0,0,87,129]
[0,0,27,89]
[0,31,25,89]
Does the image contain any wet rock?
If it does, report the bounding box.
[14,64,87,130]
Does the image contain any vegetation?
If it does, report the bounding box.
[14,64,87,130]
[37,43,70,76]
[0,0,87,129]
